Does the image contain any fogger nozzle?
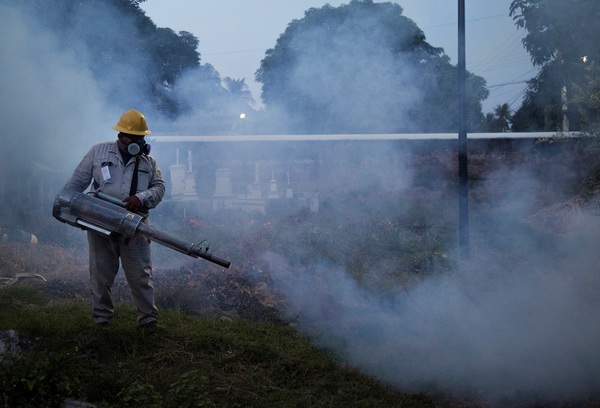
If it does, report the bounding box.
[53,189,231,268]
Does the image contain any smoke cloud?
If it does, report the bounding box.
[265,247,600,405]
[262,154,600,406]
[0,4,115,168]
[284,12,422,133]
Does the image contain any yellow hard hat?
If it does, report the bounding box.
[112,109,151,135]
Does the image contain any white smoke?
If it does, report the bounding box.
[265,248,600,405]
[258,141,600,406]
[286,16,422,133]
[0,3,114,170]
[263,152,600,406]
[258,6,426,134]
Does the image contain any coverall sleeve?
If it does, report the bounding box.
[63,148,95,193]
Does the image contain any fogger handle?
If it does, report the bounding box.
[95,191,148,217]
[95,191,125,207]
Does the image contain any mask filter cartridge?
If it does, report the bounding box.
[127,143,141,156]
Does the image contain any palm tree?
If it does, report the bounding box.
[494,103,512,131]
[485,103,513,132]
[223,77,255,110]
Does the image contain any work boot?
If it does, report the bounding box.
[95,321,109,329]
[138,320,165,331]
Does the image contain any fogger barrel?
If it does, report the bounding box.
[54,189,231,268]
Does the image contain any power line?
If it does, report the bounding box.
[421,13,507,30]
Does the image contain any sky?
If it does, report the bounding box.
[140,0,538,114]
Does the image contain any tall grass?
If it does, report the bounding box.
[0,285,451,408]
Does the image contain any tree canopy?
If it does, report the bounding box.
[510,0,600,131]
[1,0,246,131]
[256,0,488,134]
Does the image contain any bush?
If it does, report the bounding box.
[0,350,75,408]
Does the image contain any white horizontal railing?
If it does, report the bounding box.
[149,132,572,143]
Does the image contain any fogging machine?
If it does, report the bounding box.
[53,189,231,268]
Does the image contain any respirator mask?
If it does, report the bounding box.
[123,135,151,156]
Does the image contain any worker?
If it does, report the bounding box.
[53,109,165,329]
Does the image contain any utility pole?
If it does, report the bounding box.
[561,85,569,132]
[458,0,470,259]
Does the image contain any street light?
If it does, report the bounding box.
[239,113,246,134]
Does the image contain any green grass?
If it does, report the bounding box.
[0,286,451,408]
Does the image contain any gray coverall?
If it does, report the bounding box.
[63,141,165,325]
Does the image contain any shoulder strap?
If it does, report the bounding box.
[129,156,140,196]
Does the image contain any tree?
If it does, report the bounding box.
[4,0,225,119]
[494,103,513,131]
[223,77,256,111]
[484,103,513,132]
[510,0,600,131]
[256,0,488,134]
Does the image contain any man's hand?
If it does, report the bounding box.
[123,195,143,211]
